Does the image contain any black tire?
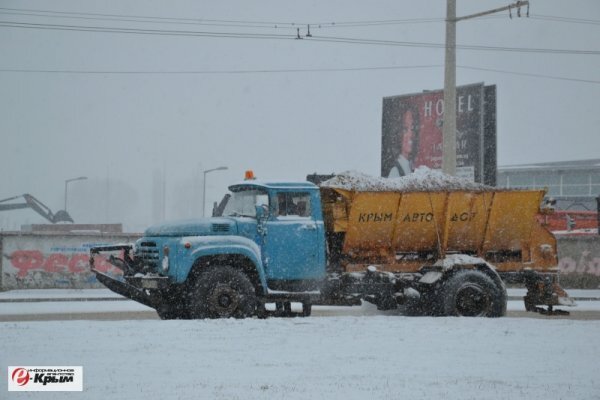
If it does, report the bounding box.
[441,270,506,317]
[189,266,257,319]
[156,291,191,320]
[156,301,191,320]
[156,308,188,320]
[157,310,176,320]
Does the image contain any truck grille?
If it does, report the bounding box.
[211,223,230,233]
[137,241,159,267]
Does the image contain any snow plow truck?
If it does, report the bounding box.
[89,168,573,319]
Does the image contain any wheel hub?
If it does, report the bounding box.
[208,283,240,316]
[455,283,491,317]
[218,294,232,308]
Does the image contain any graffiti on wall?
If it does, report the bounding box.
[1,237,132,289]
[558,252,600,277]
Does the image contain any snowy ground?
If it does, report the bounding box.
[2,290,600,399]
[2,316,600,399]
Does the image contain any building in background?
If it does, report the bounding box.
[497,159,600,211]
[498,159,600,235]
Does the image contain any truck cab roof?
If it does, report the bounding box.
[229,180,318,192]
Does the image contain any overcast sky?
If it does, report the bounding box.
[1,0,599,231]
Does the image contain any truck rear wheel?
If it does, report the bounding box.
[441,270,506,317]
[190,266,257,319]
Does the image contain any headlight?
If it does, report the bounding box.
[162,246,170,272]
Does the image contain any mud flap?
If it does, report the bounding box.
[91,269,160,310]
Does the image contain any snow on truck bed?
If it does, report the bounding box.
[320,167,495,192]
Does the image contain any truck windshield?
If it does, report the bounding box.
[223,189,268,218]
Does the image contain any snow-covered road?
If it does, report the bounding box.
[2,316,599,399]
[2,289,600,399]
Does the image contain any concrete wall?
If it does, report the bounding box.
[557,235,600,287]
[2,231,598,290]
[1,232,140,290]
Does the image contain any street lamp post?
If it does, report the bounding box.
[202,167,228,217]
[64,176,87,212]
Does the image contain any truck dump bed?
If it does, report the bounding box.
[320,170,557,274]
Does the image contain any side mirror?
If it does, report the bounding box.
[255,204,269,236]
[255,204,268,221]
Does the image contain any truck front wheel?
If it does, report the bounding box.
[190,266,257,319]
[156,302,191,320]
[441,270,506,317]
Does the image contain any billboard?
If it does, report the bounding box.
[381,83,497,185]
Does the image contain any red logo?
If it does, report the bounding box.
[11,368,30,386]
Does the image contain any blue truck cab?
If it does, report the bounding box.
[90,176,327,319]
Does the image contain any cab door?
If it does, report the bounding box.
[261,191,324,281]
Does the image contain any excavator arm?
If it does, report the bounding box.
[0,194,74,223]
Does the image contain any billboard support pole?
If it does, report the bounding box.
[442,0,529,177]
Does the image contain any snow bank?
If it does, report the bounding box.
[320,166,494,192]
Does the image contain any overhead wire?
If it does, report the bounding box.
[0,65,597,85]
[0,65,443,75]
[0,6,493,28]
[529,14,600,26]
[456,65,600,84]
[1,20,598,55]
[0,10,285,29]
[0,6,297,27]
[308,35,600,55]
[0,20,295,40]
[0,7,597,84]
[4,6,600,29]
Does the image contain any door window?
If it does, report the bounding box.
[275,192,311,218]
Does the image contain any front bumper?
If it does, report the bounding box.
[89,244,170,310]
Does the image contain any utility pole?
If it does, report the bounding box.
[442,0,529,176]
[442,0,457,176]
